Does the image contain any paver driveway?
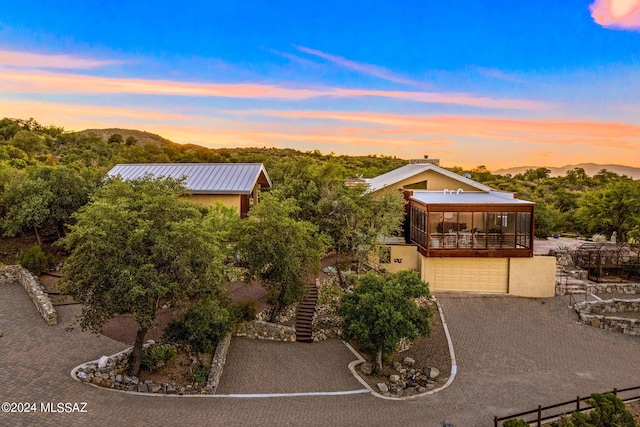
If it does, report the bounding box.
[2,281,640,427]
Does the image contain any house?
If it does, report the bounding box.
[367,159,556,297]
[107,163,272,217]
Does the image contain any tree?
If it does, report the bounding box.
[58,176,232,375]
[316,183,405,275]
[575,178,640,242]
[234,192,329,321]
[107,133,124,144]
[125,136,138,146]
[1,174,52,245]
[339,270,433,372]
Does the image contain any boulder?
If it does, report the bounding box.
[402,357,416,367]
[97,356,109,368]
[377,383,388,393]
[360,363,373,375]
[389,374,400,383]
[426,366,440,379]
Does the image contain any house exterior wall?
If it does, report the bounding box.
[378,244,420,273]
[184,194,242,212]
[375,170,481,194]
[508,256,556,298]
[419,254,556,297]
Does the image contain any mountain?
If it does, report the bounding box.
[494,163,640,180]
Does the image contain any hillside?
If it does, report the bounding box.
[494,163,640,180]
[75,128,177,147]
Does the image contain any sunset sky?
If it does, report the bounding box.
[1,0,639,169]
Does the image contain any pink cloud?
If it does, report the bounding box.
[590,0,640,30]
[0,67,547,110]
[0,49,124,69]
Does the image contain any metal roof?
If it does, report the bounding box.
[365,163,494,193]
[107,163,272,195]
[410,190,535,205]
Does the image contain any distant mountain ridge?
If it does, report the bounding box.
[494,163,640,179]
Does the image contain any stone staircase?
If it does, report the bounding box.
[295,283,318,342]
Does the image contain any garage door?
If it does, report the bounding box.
[432,258,508,293]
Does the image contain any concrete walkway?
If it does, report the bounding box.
[2,281,640,427]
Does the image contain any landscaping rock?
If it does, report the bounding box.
[389,374,400,383]
[97,356,109,368]
[377,383,388,393]
[137,383,148,393]
[360,362,373,375]
[426,366,440,379]
[115,374,123,383]
[402,357,416,367]
[148,383,162,393]
[393,361,402,371]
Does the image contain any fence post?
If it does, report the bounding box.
[576,396,580,411]
[613,388,617,396]
[494,416,498,427]
[537,405,542,427]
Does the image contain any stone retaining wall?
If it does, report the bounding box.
[589,283,640,295]
[0,265,57,325]
[575,299,640,337]
[233,320,296,342]
[205,332,232,393]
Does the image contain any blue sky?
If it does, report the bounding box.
[0,0,639,169]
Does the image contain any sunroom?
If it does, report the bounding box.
[407,190,535,258]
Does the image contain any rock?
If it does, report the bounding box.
[393,361,402,371]
[97,356,109,368]
[122,375,131,384]
[402,357,416,367]
[592,318,601,328]
[137,383,148,393]
[360,363,373,375]
[148,383,162,393]
[166,385,177,394]
[394,386,404,396]
[127,384,137,392]
[426,367,440,379]
[389,374,400,383]
[377,383,388,393]
[418,374,428,381]
[77,371,88,380]
[416,386,427,393]
[399,368,407,375]
[144,379,153,385]
[131,376,139,385]
[115,374,123,383]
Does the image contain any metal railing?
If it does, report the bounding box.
[494,385,640,426]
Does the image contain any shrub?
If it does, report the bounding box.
[234,300,256,321]
[591,234,607,243]
[164,297,236,353]
[16,245,55,275]
[503,419,528,427]
[140,344,177,372]
[186,365,211,387]
[317,284,342,306]
[551,393,637,427]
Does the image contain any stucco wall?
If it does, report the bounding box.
[374,170,480,195]
[379,244,420,273]
[186,194,241,211]
[508,256,556,298]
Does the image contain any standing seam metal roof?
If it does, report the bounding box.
[107,163,272,194]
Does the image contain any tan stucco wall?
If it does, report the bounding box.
[374,170,480,195]
[379,244,420,273]
[420,257,509,293]
[508,256,556,298]
[184,194,241,212]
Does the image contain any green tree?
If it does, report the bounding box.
[234,192,329,321]
[575,178,640,242]
[317,184,405,275]
[108,133,124,144]
[58,176,231,375]
[125,135,138,146]
[1,174,52,245]
[339,270,433,372]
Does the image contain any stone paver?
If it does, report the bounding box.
[2,280,640,427]
[217,338,364,394]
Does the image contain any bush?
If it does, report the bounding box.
[504,419,528,427]
[234,300,256,321]
[16,245,55,275]
[551,393,637,427]
[164,297,236,353]
[317,284,342,306]
[140,344,177,372]
[186,365,211,387]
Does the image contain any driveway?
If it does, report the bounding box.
[2,281,640,427]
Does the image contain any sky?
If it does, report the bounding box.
[0,0,639,170]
